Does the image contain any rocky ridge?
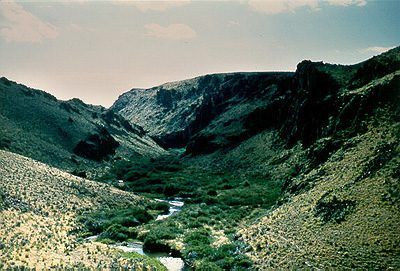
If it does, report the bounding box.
[111,46,400,269]
[113,47,399,156]
[112,72,293,149]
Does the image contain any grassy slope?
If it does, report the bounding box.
[174,75,400,269]
[0,77,165,178]
[0,150,166,270]
[235,66,400,269]
[1,48,398,270]
[240,117,400,269]
[128,114,398,269]
[101,61,400,269]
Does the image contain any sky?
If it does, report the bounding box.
[0,0,399,107]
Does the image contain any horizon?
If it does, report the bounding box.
[0,52,390,108]
[1,0,399,107]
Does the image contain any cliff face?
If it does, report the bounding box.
[109,47,400,270]
[113,47,399,156]
[111,72,294,149]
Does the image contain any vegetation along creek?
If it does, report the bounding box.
[0,14,399,268]
[85,198,187,271]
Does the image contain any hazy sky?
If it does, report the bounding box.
[0,0,399,107]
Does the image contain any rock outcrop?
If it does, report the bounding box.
[113,47,400,156]
[112,72,294,149]
[73,127,119,161]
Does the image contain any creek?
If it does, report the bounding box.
[87,198,186,271]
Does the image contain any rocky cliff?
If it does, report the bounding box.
[111,72,294,149]
[108,47,400,269]
[113,47,399,156]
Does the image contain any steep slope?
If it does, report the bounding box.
[112,72,293,148]
[113,47,400,156]
[0,150,166,270]
[205,49,399,269]
[0,78,165,177]
[108,47,400,269]
[185,47,399,155]
[240,117,400,269]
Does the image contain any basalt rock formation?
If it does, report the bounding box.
[113,47,399,156]
[73,126,119,161]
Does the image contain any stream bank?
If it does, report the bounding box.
[87,198,187,271]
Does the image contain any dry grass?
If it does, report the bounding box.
[0,150,165,270]
[240,121,400,270]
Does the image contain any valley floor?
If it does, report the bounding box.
[1,117,399,270]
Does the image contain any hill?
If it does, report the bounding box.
[112,47,400,156]
[0,78,165,178]
[111,72,293,149]
[235,47,400,269]
[0,150,166,270]
[240,118,400,269]
[1,47,399,270]
[106,47,400,269]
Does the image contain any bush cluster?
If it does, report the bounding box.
[79,206,154,242]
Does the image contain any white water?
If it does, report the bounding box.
[87,198,186,271]
[113,242,185,271]
[155,199,184,221]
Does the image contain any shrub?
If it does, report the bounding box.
[143,225,181,253]
[98,224,136,241]
[163,184,180,197]
[0,190,6,210]
[184,229,212,246]
[196,261,223,271]
[70,170,87,179]
[150,201,170,214]
[0,138,11,149]
[315,195,355,223]
[207,190,217,196]
[80,206,153,239]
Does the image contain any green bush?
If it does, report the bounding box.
[0,189,7,210]
[163,184,180,197]
[207,190,218,196]
[184,229,212,246]
[143,225,182,253]
[98,224,137,241]
[196,261,223,271]
[149,201,170,214]
[80,206,153,239]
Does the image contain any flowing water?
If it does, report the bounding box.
[155,199,184,221]
[112,241,185,271]
[87,198,186,271]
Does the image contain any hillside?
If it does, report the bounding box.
[1,47,398,270]
[234,48,400,269]
[240,118,400,269]
[105,47,400,269]
[111,72,293,149]
[0,150,166,270]
[0,78,165,177]
[113,47,400,155]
